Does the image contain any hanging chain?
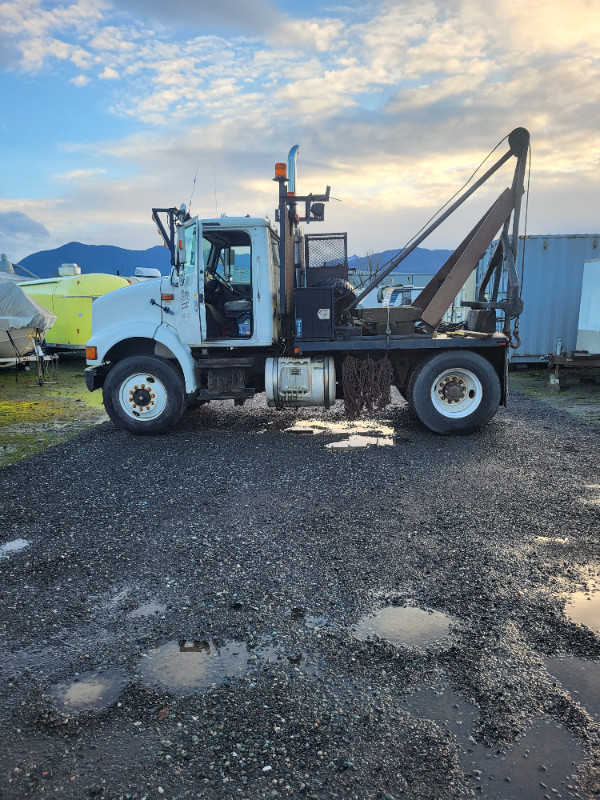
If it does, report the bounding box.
[342,355,395,419]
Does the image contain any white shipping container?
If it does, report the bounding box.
[477,234,600,362]
[577,259,600,354]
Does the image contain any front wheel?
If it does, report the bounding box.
[407,351,501,435]
[103,356,186,434]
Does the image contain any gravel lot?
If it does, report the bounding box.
[1,391,600,799]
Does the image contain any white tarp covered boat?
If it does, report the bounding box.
[0,282,57,359]
[0,252,40,283]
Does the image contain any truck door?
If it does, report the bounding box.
[200,229,254,343]
[172,219,202,346]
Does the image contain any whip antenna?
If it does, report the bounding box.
[212,157,219,216]
[188,159,200,213]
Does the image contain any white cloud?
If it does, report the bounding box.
[89,26,136,53]
[463,0,600,57]
[99,65,119,79]
[0,209,51,262]
[273,18,346,52]
[54,167,107,181]
[0,0,106,64]
[1,0,600,256]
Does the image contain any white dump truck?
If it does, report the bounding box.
[85,129,530,435]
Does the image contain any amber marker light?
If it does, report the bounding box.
[161,293,174,301]
[274,163,287,179]
[86,346,97,360]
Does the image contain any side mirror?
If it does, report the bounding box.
[309,202,325,221]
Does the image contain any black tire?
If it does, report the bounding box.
[103,356,187,435]
[407,351,500,435]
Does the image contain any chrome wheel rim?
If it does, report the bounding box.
[119,373,168,421]
[430,368,482,418]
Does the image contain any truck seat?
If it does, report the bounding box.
[224,299,252,316]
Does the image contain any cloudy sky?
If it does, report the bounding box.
[1,0,599,262]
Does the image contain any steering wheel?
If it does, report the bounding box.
[206,269,247,298]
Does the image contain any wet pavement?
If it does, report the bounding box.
[1,390,600,799]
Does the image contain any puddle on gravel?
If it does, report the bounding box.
[45,668,129,713]
[403,684,584,798]
[138,639,248,694]
[465,718,584,799]
[0,646,59,682]
[127,601,167,618]
[565,576,600,632]
[326,435,394,450]
[404,683,479,733]
[285,419,395,449]
[0,538,30,559]
[353,605,454,648]
[105,586,132,609]
[544,656,600,721]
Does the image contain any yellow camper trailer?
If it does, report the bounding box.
[20,271,130,350]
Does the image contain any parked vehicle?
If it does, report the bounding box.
[0,282,56,361]
[21,267,130,350]
[85,128,530,435]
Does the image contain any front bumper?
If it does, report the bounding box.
[85,365,108,392]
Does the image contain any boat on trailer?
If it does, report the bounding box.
[0,281,56,363]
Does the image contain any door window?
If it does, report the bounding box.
[183,224,197,278]
[202,230,252,339]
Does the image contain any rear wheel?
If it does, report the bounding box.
[407,351,500,435]
[103,356,186,434]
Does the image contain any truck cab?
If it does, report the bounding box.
[85,212,287,433]
[168,216,281,348]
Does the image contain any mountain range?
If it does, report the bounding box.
[18,241,453,280]
[19,242,172,279]
[348,248,453,276]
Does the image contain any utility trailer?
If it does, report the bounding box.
[85,128,530,435]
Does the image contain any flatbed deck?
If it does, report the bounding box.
[296,332,509,354]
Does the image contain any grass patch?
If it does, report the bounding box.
[509,368,600,425]
[0,355,107,469]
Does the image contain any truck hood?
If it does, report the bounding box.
[91,278,163,335]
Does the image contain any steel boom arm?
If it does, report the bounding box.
[346,127,530,326]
